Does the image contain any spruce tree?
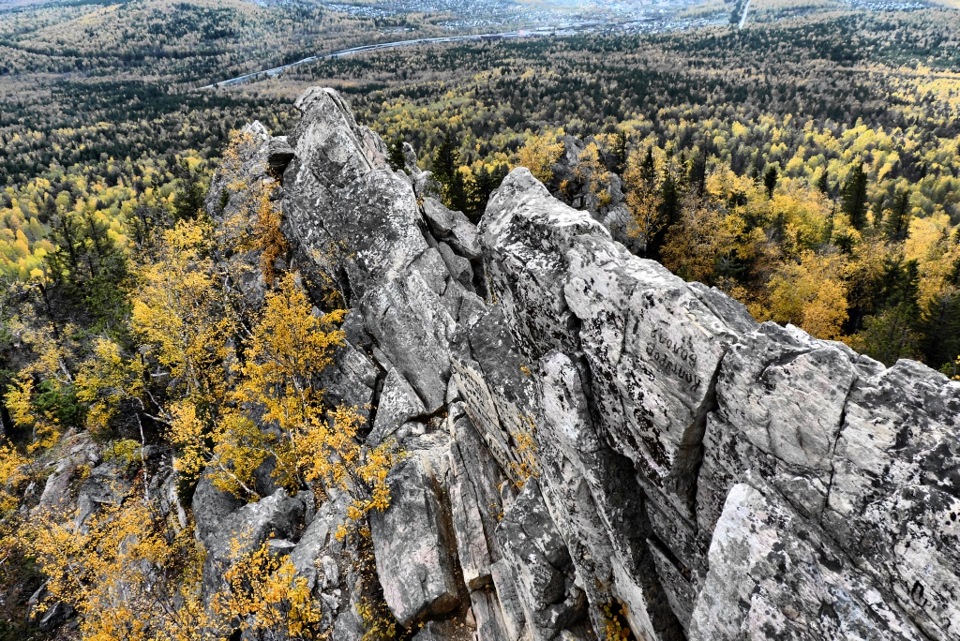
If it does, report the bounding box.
[612,132,628,175]
[387,137,406,172]
[448,167,470,214]
[884,190,911,242]
[817,170,830,195]
[763,165,778,199]
[842,163,869,230]
[434,131,458,185]
[469,163,508,222]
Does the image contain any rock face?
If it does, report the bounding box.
[369,457,461,626]
[198,87,960,641]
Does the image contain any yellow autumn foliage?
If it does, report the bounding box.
[5,374,61,452]
[129,216,398,521]
[28,482,326,640]
[516,129,564,184]
[905,213,960,308]
[29,494,215,641]
[75,337,146,436]
[767,250,849,340]
[132,218,235,408]
[214,537,323,638]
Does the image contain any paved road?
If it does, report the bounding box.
[200,13,732,89]
[201,29,554,89]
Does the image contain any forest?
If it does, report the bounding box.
[1,2,959,638]
[289,9,960,372]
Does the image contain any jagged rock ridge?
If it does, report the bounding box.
[197,87,960,641]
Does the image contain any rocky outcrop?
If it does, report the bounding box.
[369,456,461,626]
[689,482,929,640]
[197,87,960,641]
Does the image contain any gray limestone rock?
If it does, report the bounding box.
[267,136,295,176]
[423,197,482,259]
[285,87,428,301]
[823,360,960,640]
[369,456,461,627]
[74,459,135,526]
[369,367,426,446]
[195,486,309,596]
[318,335,378,423]
[34,432,101,514]
[187,87,960,641]
[536,350,686,641]
[490,559,529,641]
[689,482,927,641]
[447,414,506,591]
[439,241,474,287]
[479,168,607,359]
[469,588,512,641]
[192,470,245,545]
[496,481,588,640]
[362,273,456,412]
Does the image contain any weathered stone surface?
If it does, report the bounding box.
[690,482,927,641]
[411,619,469,641]
[447,416,500,591]
[74,459,135,526]
[34,432,100,514]
[318,335,378,423]
[439,241,474,287]
[497,481,588,640]
[285,87,427,300]
[188,88,960,641]
[267,136,295,176]
[195,485,310,596]
[288,493,348,587]
[451,292,537,486]
[361,266,458,412]
[423,197,482,259]
[192,470,245,545]
[469,588,512,641]
[369,367,426,446]
[824,360,960,640]
[490,559,529,641]
[536,350,686,641]
[564,238,739,501]
[479,168,606,359]
[697,322,873,533]
[369,456,461,627]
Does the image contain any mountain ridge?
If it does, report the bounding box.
[187,86,960,640]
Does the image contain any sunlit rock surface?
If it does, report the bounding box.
[190,87,960,641]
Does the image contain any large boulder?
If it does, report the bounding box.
[194,484,311,596]
[369,456,461,627]
[496,481,589,640]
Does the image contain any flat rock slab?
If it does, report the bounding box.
[690,483,927,641]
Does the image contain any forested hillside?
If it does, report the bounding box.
[1,2,960,637]
[303,10,960,371]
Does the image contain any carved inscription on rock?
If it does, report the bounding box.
[645,326,701,392]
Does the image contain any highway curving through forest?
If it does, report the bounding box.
[200,29,556,89]
[199,13,729,90]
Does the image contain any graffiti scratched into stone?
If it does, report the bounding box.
[646,326,700,391]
